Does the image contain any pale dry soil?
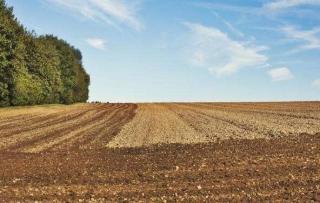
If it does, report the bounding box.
[108,102,320,148]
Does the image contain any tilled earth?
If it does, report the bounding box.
[108,102,320,147]
[0,102,320,202]
[0,103,136,153]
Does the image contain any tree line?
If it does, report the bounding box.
[0,0,90,107]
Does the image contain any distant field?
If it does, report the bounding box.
[0,102,319,202]
[108,102,320,147]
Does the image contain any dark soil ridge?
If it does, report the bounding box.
[0,133,319,202]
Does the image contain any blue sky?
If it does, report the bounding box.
[6,0,320,102]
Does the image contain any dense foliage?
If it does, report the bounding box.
[0,0,89,107]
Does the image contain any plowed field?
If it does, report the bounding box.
[0,103,137,153]
[108,103,320,147]
[0,102,319,202]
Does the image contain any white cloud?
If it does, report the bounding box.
[282,26,320,53]
[86,38,106,50]
[264,0,320,11]
[268,67,294,81]
[312,79,320,89]
[46,0,143,31]
[184,22,268,76]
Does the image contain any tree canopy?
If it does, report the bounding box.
[0,0,90,107]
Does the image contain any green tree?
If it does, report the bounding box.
[0,0,18,106]
[0,0,90,107]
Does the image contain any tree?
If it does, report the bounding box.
[0,0,90,107]
[0,0,18,106]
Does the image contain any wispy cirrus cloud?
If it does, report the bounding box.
[46,0,144,31]
[193,2,261,16]
[194,1,320,19]
[184,22,268,76]
[211,12,245,38]
[264,0,320,11]
[86,38,106,50]
[282,26,320,53]
[268,67,294,81]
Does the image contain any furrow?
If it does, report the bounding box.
[180,103,320,138]
[196,103,320,120]
[49,104,135,151]
[107,104,209,148]
[0,105,114,152]
[169,104,266,140]
[0,107,95,138]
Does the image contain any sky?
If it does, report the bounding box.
[6,0,320,102]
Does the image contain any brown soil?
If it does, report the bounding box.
[0,103,137,152]
[0,102,319,202]
[0,134,319,202]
